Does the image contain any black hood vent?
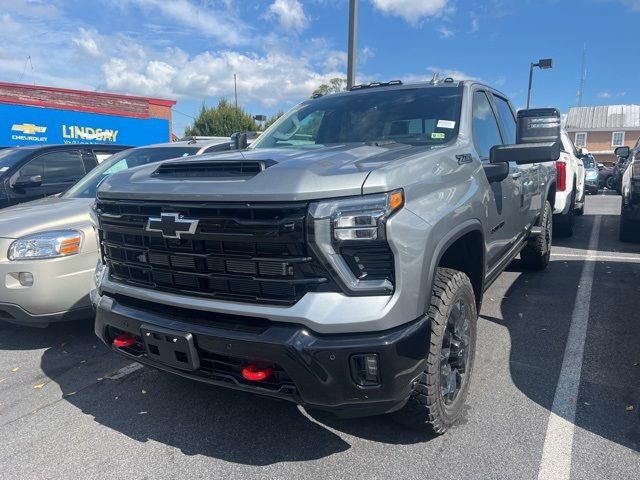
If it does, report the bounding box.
[154,159,275,178]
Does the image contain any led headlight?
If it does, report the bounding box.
[8,230,84,260]
[308,190,403,295]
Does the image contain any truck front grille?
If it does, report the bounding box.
[96,199,332,305]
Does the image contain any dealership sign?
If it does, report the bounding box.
[0,103,170,147]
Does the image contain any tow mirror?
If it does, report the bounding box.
[490,108,562,165]
[230,132,248,150]
[615,146,630,158]
[12,174,42,188]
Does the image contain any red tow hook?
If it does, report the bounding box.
[113,334,138,348]
[242,364,273,382]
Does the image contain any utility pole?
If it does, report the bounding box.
[347,0,358,90]
[234,73,239,132]
[577,44,586,107]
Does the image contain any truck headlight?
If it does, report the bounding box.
[308,190,403,295]
[8,230,84,260]
[94,260,106,288]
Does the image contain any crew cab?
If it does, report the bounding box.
[91,80,558,433]
[553,131,585,236]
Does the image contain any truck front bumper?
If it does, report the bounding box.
[94,292,430,417]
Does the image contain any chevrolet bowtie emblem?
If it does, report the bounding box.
[145,213,199,239]
[11,123,47,135]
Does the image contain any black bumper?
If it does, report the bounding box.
[94,293,430,418]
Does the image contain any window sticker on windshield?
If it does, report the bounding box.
[0,167,9,172]
[432,132,446,139]
[437,120,456,129]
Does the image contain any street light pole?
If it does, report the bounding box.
[347,0,358,90]
[527,63,534,109]
[526,58,553,109]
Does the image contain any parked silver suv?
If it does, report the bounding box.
[92,80,558,433]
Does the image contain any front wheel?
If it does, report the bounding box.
[392,268,477,434]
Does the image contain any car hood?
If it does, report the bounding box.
[0,196,95,240]
[97,143,434,202]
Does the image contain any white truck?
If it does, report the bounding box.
[553,130,586,236]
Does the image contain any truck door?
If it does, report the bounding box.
[472,90,520,269]
[491,94,538,234]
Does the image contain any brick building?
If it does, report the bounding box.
[0,82,175,147]
[565,105,640,165]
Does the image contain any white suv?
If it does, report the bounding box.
[553,130,585,236]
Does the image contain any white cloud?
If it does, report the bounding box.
[370,0,451,25]
[438,26,454,38]
[267,0,309,33]
[470,15,480,32]
[72,28,101,58]
[621,0,640,10]
[598,91,612,99]
[102,49,343,108]
[117,0,252,46]
[427,66,480,81]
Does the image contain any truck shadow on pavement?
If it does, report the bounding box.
[490,255,640,453]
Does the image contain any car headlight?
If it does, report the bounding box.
[308,190,403,295]
[586,171,598,180]
[8,230,84,260]
[94,260,106,288]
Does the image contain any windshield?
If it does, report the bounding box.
[251,86,463,149]
[0,148,33,176]
[583,155,596,168]
[62,146,201,198]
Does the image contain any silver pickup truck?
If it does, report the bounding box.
[92,80,558,433]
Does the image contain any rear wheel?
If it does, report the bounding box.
[392,268,477,434]
[605,176,615,190]
[521,200,552,270]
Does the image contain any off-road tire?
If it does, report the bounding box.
[392,268,477,434]
[555,192,575,237]
[521,200,552,270]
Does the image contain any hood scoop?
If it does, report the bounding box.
[154,159,275,179]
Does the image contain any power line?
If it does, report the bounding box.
[18,55,33,84]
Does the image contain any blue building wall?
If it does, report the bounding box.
[0,103,170,147]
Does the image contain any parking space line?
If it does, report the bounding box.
[551,252,640,263]
[537,216,601,480]
[106,363,144,380]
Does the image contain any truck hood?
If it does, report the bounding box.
[0,196,94,239]
[97,143,429,202]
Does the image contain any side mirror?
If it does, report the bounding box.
[597,163,604,170]
[230,132,248,150]
[490,108,562,165]
[614,146,630,158]
[576,147,585,158]
[12,175,42,188]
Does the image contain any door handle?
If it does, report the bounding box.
[511,172,522,179]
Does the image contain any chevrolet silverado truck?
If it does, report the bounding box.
[92,80,559,433]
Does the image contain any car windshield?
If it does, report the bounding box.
[62,146,201,198]
[0,148,33,176]
[251,86,463,149]
[583,155,596,168]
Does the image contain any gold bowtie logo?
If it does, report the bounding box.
[11,123,47,134]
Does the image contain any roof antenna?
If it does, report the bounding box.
[429,72,441,85]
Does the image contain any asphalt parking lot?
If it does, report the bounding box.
[0,193,638,480]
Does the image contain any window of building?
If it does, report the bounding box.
[574,132,587,148]
[612,131,625,147]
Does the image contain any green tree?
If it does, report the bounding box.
[263,111,285,129]
[311,77,347,97]
[184,99,259,137]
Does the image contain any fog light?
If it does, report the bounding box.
[350,353,380,386]
[18,272,34,287]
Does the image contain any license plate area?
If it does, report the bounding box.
[141,324,200,371]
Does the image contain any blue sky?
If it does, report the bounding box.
[1,0,639,135]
